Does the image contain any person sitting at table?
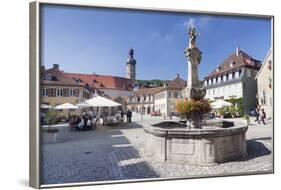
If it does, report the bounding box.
[74,116,82,130]
[91,115,98,129]
[77,120,84,130]
[68,115,76,130]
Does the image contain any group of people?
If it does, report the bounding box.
[68,109,133,131]
[68,113,98,131]
[254,105,267,125]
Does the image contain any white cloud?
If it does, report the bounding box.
[164,34,174,40]
[183,16,212,29]
[183,18,195,28]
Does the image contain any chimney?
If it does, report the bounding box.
[236,46,240,56]
[53,64,59,70]
[176,74,180,78]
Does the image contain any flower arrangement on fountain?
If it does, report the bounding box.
[176,98,211,120]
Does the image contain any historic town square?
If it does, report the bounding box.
[40,5,273,185]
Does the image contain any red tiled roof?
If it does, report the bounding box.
[205,50,261,79]
[65,73,134,91]
[166,76,186,90]
[156,76,186,93]
[41,68,81,87]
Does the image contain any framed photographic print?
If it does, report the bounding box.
[29,1,274,188]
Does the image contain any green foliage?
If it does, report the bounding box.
[218,108,225,116]
[137,79,170,87]
[229,105,237,116]
[45,109,57,126]
[176,99,211,119]
[244,114,250,120]
[225,97,244,116]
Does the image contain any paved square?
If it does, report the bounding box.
[41,115,273,184]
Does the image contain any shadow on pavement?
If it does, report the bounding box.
[240,140,271,161]
[41,122,159,184]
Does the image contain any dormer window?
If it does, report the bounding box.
[216,67,221,72]
[230,60,235,67]
[46,74,52,81]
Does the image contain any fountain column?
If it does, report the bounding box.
[184,27,206,128]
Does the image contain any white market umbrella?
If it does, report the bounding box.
[41,104,52,109]
[79,96,121,107]
[78,96,121,119]
[76,102,91,108]
[211,99,232,109]
[54,103,78,110]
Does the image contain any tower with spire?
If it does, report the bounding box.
[125,48,136,81]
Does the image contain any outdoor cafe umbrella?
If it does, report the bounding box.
[211,99,232,109]
[82,96,121,107]
[54,103,79,121]
[77,95,121,118]
[54,103,79,110]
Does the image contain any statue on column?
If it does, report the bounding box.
[184,26,207,129]
[184,26,206,101]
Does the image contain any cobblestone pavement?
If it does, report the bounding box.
[42,115,273,185]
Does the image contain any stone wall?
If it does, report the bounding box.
[144,124,248,165]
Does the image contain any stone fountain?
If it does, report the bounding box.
[143,27,248,165]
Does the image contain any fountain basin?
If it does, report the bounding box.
[143,121,248,165]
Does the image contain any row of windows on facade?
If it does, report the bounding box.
[41,88,80,97]
[204,70,243,86]
[154,91,183,100]
[155,104,166,111]
[155,103,175,111]
[131,95,153,103]
[206,84,243,96]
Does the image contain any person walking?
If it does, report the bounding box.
[260,108,266,125]
[126,109,132,123]
[255,106,260,124]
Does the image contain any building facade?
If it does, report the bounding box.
[65,72,134,99]
[41,64,93,107]
[204,47,262,113]
[256,48,273,119]
[127,87,162,114]
[154,74,186,116]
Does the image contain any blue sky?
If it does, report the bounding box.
[41,5,271,80]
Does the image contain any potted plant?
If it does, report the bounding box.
[176,99,211,128]
[230,106,236,118]
[244,114,250,125]
[44,109,59,141]
[218,108,225,119]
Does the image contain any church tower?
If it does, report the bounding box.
[125,48,136,81]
